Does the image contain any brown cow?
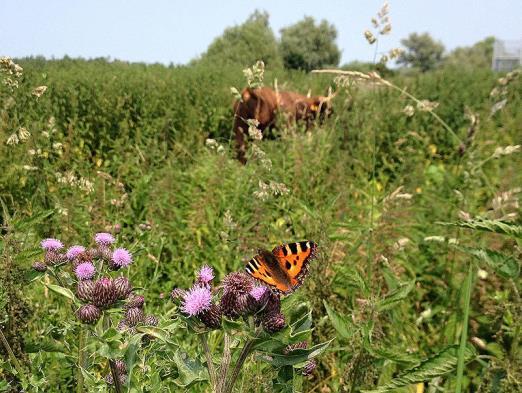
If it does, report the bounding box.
[233,87,334,164]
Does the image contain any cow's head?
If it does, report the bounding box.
[309,89,336,122]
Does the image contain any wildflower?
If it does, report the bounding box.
[6,133,19,145]
[66,245,86,261]
[106,370,127,386]
[402,105,415,117]
[250,286,268,302]
[125,307,145,326]
[125,294,145,309]
[32,261,47,272]
[41,238,63,251]
[111,248,132,268]
[220,272,255,319]
[417,100,439,112]
[75,262,96,280]
[76,304,101,324]
[247,119,263,140]
[181,286,212,316]
[18,127,30,141]
[197,265,214,285]
[301,359,317,376]
[22,165,38,171]
[493,145,521,158]
[380,23,392,35]
[77,280,95,302]
[92,277,117,308]
[205,138,218,149]
[32,85,47,98]
[113,276,133,300]
[393,238,410,251]
[364,30,377,44]
[389,48,404,59]
[28,149,36,155]
[94,232,115,246]
[52,142,63,150]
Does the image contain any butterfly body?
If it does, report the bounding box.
[245,241,317,294]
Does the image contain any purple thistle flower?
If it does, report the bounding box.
[250,286,268,301]
[75,262,96,280]
[66,245,86,261]
[181,286,212,316]
[112,248,132,268]
[197,265,214,284]
[94,232,115,246]
[41,238,63,251]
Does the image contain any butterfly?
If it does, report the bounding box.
[245,241,318,294]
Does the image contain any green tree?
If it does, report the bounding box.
[197,10,281,68]
[398,32,445,72]
[443,37,495,69]
[279,17,341,72]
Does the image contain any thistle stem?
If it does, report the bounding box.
[103,315,123,393]
[225,339,255,393]
[76,329,86,393]
[0,327,28,387]
[217,333,232,393]
[199,333,217,391]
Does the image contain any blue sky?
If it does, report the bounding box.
[1,0,521,65]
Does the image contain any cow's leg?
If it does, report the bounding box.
[234,125,247,165]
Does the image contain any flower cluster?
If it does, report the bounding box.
[171,266,287,334]
[34,232,157,328]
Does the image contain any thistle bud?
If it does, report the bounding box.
[76,280,95,302]
[113,276,132,300]
[198,303,222,330]
[76,304,101,324]
[125,294,144,309]
[144,315,159,326]
[114,360,127,375]
[32,261,47,272]
[125,307,144,327]
[262,312,285,333]
[44,251,66,265]
[301,359,317,376]
[92,277,117,308]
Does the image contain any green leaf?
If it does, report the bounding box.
[376,281,415,312]
[44,283,76,302]
[24,339,67,354]
[362,345,477,393]
[456,246,519,279]
[367,346,421,365]
[438,218,522,239]
[323,301,355,340]
[260,339,333,367]
[13,210,54,231]
[172,350,208,387]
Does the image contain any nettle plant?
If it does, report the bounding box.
[31,233,159,392]
[169,266,331,393]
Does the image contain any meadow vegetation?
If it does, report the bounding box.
[0,8,521,393]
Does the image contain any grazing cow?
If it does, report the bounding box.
[233,86,335,164]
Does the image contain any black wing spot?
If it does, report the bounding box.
[282,247,288,256]
[266,271,272,278]
[296,256,300,260]
[293,260,297,265]
[285,261,292,270]
[299,241,308,251]
[289,243,298,254]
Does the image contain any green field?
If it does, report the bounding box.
[0,57,521,392]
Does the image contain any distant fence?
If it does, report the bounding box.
[492,39,522,72]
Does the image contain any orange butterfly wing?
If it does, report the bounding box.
[245,253,292,293]
[271,241,317,291]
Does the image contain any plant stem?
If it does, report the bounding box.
[199,333,217,391]
[217,333,232,393]
[0,327,28,387]
[225,339,255,393]
[103,314,123,393]
[455,262,474,393]
[76,329,86,393]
